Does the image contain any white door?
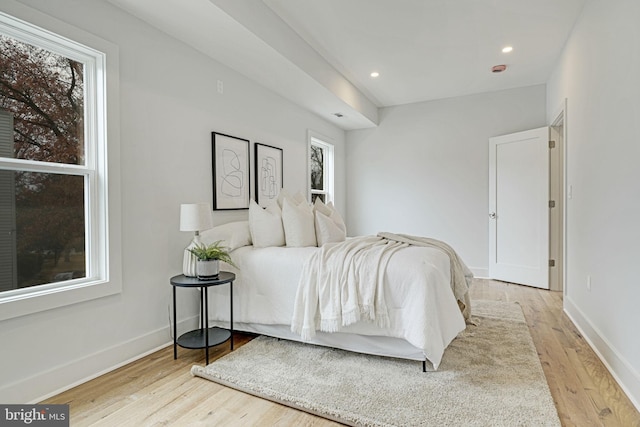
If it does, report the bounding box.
[489,127,550,289]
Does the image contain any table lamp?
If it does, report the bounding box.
[180,203,214,277]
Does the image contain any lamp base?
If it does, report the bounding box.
[182,236,201,277]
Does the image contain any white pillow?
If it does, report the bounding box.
[282,198,317,247]
[315,211,346,246]
[327,201,347,234]
[249,199,285,247]
[277,189,291,207]
[313,197,333,217]
[200,221,252,251]
[292,191,307,204]
[278,189,307,208]
[314,199,347,233]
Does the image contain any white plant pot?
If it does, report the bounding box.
[196,259,219,279]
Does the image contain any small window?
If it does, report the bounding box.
[0,14,108,297]
[309,133,334,204]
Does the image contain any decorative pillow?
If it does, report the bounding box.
[313,198,347,245]
[249,199,285,247]
[292,191,307,205]
[313,197,333,217]
[200,221,252,251]
[278,189,307,208]
[315,210,346,246]
[282,198,317,247]
[327,201,347,234]
[314,199,346,230]
[277,189,291,208]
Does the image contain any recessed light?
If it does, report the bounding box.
[502,46,513,53]
[370,71,380,78]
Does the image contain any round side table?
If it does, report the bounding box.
[170,272,235,364]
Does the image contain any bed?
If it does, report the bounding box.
[198,203,473,370]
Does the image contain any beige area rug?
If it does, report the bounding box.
[191,300,560,426]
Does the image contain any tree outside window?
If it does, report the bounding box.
[309,136,333,204]
[310,144,324,203]
[0,34,86,290]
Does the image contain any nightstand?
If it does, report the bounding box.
[170,272,235,364]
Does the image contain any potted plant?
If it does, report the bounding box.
[188,240,237,279]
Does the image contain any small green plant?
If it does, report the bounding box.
[188,240,238,268]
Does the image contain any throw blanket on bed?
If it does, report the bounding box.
[291,233,473,340]
[291,236,408,340]
[377,232,473,321]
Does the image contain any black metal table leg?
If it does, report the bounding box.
[200,287,204,330]
[230,281,234,350]
[204,286,209,365]
[173,286,177,359]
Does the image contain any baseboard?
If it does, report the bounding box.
[0,315,199,404]
[564,296,640,412]
[470,267,489,278]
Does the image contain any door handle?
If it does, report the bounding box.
[489,212,497,219]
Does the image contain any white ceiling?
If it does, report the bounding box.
[264,0,587,107]
[107,0,587,129]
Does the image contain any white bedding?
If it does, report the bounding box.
[206,240,469,369]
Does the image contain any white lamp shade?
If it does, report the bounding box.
[180,203,214,232]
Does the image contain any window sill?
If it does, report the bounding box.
[0,278,121,321]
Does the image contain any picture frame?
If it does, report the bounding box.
[254,142,283,208]
[212,132,250,210]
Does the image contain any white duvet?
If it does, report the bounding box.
[206,241,468,368]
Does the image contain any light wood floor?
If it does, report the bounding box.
[43,279,640,426]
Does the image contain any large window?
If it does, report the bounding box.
[309,133,334,204]
[0,13,108,298]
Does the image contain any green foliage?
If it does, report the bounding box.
[188,240,238,268]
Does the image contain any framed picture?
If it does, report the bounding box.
[254,142,283,208]
[212,132,250,210]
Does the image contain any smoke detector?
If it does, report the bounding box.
[491,64,507,73]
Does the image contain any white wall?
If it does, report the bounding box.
[547,0,640,408]
[345,85,547,275]
[0,0,345,403]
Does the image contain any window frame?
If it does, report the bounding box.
[308,131,335,204]
[0,9,121,321]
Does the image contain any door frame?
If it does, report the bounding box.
[550,99,569,297]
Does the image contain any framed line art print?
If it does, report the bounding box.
[212,132,250,210]
[254,142,283,208]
